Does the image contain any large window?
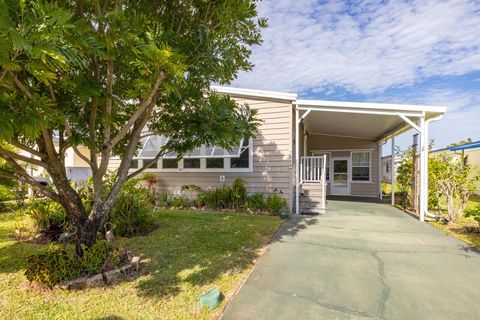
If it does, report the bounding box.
[131,138,253,172]
[206,158,224,169]
[352,151,371,181]
[183,158,201,169]
[162,159,178,169]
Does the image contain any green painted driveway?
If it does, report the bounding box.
[221,199,480,319]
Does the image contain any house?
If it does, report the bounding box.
[431,140,480,195]
[20,142,92,183]
[109,86,446,220]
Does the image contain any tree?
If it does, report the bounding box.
[0,0,265,254]
[447,138,473,148]
[433,155,478,223]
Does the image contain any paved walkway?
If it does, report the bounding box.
[221,199,480,319]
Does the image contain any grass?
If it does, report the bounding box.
[0,209,282,319]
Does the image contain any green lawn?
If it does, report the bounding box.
[0,210,281,319]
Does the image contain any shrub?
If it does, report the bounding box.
[110,180,156,237]
[25,241,123,287]
[247,192,266,211]
[465,204,480,230]
[232,178,247,209]
[198,185,231,209]
[22,198,68,238]
[25,249,81,287]
[265,194,287,215]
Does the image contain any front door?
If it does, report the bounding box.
[331,157,350,195]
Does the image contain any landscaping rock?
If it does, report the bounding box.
[86,273,104,287]
[103,269,121,284]
[131,256,141,272]
[67,276,88,290]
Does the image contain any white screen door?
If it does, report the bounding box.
[331,157,350,195]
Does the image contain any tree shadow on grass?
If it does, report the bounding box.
[133,211,282,299]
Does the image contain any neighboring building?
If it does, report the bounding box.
[21,144,92,183]
[431,141,480,195]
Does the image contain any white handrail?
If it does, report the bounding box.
[300,156,325,183]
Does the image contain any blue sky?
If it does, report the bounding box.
[232,0,480,152]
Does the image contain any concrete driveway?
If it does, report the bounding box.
[221,198,480,320]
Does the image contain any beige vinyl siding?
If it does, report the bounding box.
[309,134,379,197]
[125,96,295,207]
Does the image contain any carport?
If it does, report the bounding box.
[294,99,446,221]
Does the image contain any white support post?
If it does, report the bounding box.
[303,127,308,156]
[391,137,396,206]
[419,114,427,222]
[378,143,383,199]
[322,154,327,209]
[295,106,300,215]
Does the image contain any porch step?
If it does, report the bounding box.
[301,182,324,190]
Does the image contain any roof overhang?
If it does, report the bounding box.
[296,99,446,143]
[212,85,298,102]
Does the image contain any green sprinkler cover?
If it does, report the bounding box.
[199,288,221,309]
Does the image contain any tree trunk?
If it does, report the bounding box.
[447,195,455,223]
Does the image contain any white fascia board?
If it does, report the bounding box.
[296,99,447,115]
[211,86,298,101]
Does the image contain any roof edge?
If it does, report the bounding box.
[296,99,447,114]
[211,85,298,101]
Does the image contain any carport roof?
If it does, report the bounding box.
[212,86,447,142]
[296,99,446,142]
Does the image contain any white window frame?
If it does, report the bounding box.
[351,150,372,183]
[129,139,254,173]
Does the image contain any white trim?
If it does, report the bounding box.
[298,105,421,117]
[397,113,421,132]
[296,99,446,114]
[331,156,351,195]
[311,148,374,152]
[308,132,376,141]
[299,109,312,122]
[351,150,372,183]
[295,105,300,214]
[212,86,298,101]
[378,142,383,199]
[391,136,396,206]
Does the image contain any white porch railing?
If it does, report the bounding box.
[300,155,327,183]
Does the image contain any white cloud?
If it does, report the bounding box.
[234,0,480,94]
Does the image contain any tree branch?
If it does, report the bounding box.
[0,146,47,168]
[0,158,62,202]
[126,149,167,180]
[8,140,46,158]
[110,71,165,147]
[9,71,33,100]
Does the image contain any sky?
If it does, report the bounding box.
[232,0,480,153]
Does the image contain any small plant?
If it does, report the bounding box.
[21,198,68,240]
[265,194,287,215]
[110,180,156,237]
[25,241,124,287]
[25,249,81,287]
[464,204,480,231]
[247,192,266,211]
[232,178,247,209]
